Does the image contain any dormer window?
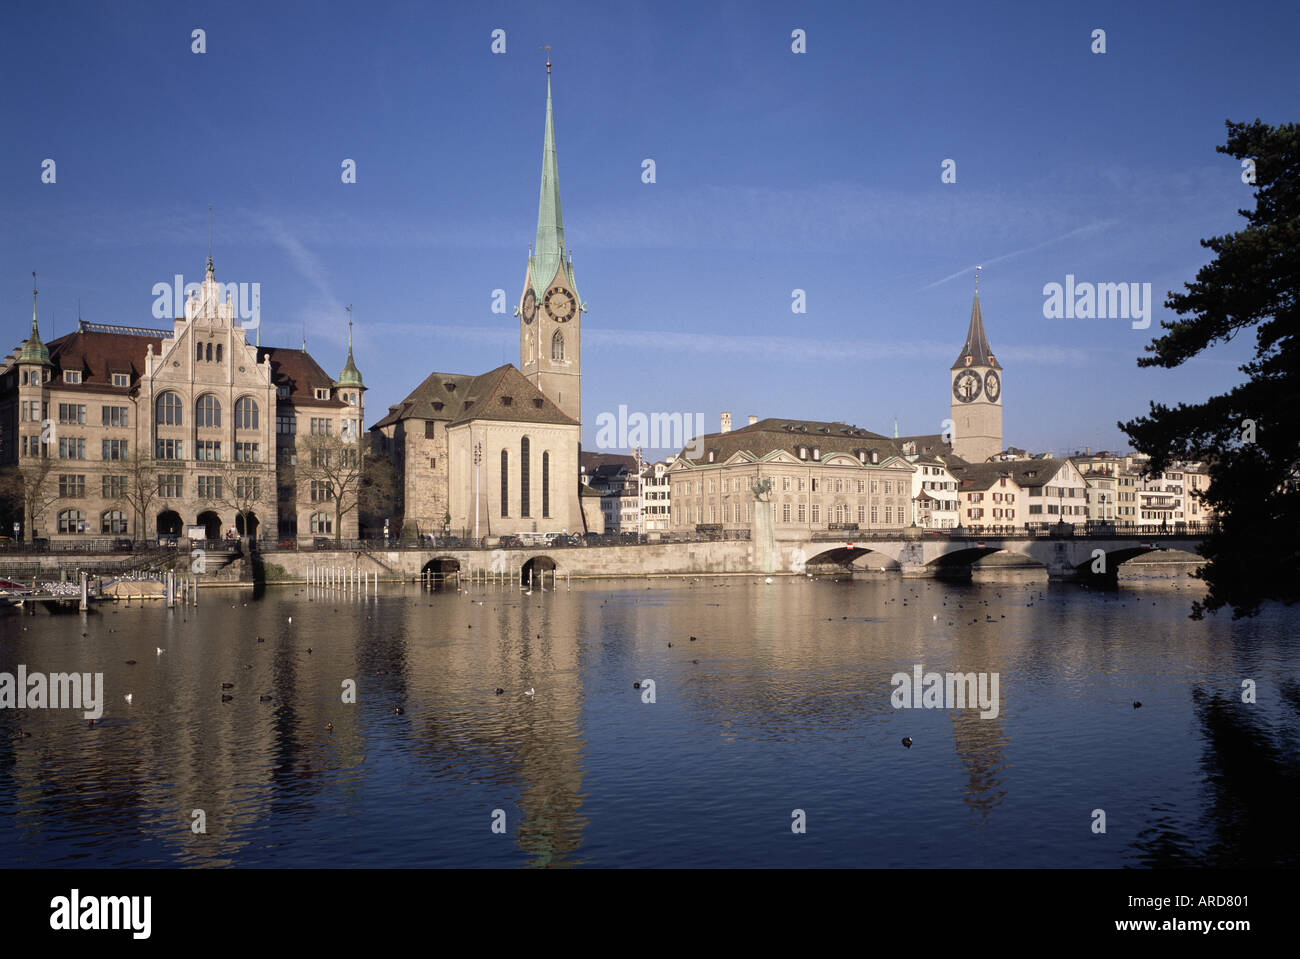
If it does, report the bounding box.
[500,395,513,407]
[432,401,444,412]
[812,447,820,460]
[277,385,290,398]
[870,450,880,465]
[112,373,129,388]
[857,450,866,464]
[444,382,457,392]
[314,388,330,400]
[707,450,715,463]
[63,370,81,384]
[532,398,543,409]
[798,447,807,460]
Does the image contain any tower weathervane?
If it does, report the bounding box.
[975,265,982,295]
[541,44,551,73]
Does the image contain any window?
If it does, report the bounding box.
[235,397,259,430]
[315,388,330,400]
[310,481,333,502]
[277,414,297,435]
[102,438,128,460]
[156,439,183,460]
[158,474,183,498]
[102,475,126,499]
[205,343,212,362]
[197,343,203,362]
[520,437,531,517]
[425,421,436,439]
[871,506,878,523]
[234,442,259,462]
[20,400,40,422]
[310,418,331,435]
[782,504,791,523]
[215,344,222,363]
[278,448,297,466]
[885,506,893,523]
[858,505,865,524]
[277,385,290,399]
[112,373,129,388]
[101,510,128,534]
[196,440,221,461]
[58,403,86,424]
[57,509,86,534]
[811,478,819,492]
[811,504,820,523]
[58,474,85,497]
[552,330,564,360]
[156,391,183,426]
[197,476,222,499]
[102,406,129,428]
[542,451,550,518]
[857,480,865,493]
[236,477,261,500]
[58,437,86,459]
[797,504,806,523]
[782,477,790,491]
[310,447,332,468]
[63,370,82,384]
[196,394,221,428]
[310,513,333,535]
[500,449,509,516]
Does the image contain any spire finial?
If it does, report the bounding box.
[541,45,551,74]
[207,205,214,274]
[974,265,982,295]
[31,271,38,332]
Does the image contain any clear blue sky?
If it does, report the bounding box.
[4,0,1297,457]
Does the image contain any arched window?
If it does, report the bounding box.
[205,343,213,362]
[310,512,333,535]
[215,343,222,363]
[500,449,509,517]
[196,343,203,361]
[542,451,550,518]
[156,391,183,426]
[520,437,531,517]
[58,509,86,534]
[552,330,564,360]
[196,394,221,428]
[101,510,128,534]
[235,396,259,430]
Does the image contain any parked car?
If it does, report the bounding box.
[498,535,523,549]
[111,537,134,552]
[313,537,334,550]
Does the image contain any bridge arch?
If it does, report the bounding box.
[520,555,557,588]
[802,545,900,570]
[421,556,461,589]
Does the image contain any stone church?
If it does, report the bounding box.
[372,67,586,539]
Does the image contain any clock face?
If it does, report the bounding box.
[953,370,982,403]
[544,286,576,322]
[984,370,1001,402]
[521,289,537,324]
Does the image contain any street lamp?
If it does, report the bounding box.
[474,440,482,543]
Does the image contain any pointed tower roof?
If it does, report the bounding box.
[529,70,567,294]
[950,292,1000,370]
[337,318,364,388]
[19,276,52,366]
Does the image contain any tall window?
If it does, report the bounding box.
[552,330,564,360]
[156,391,182,426]
[196,394,221,428]
[520,437,531,517]
[542,451,550,518]
[235,396,259,430]
[310,513,333,535]
[58,509,86,534]
[101,510,128,534]
[500,449,509,516]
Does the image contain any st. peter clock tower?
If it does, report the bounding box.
[949,280,1002,463]
[517,62,583,424]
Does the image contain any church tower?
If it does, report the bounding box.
[949,276,1002,463]
[518,61,583,424]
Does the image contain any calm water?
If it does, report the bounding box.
[1,574,1297,868]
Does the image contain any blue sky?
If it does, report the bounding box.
[3,0,1297,458]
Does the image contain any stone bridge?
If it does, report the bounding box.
[261,529,1204,585]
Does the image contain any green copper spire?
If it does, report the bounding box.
[337,312,364,388]
[530,71,566,294]
[19,273,51,366]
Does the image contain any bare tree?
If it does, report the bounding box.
[0,452,61,541]
[297,432,363,542]
[117,448,160,542]
[218,453,275,540]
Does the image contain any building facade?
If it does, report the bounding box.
[949,289,1003,463]
[0,263,364,545]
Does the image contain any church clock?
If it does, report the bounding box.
[952,369,982,403]
[984,370,1001,402]
[521,288,537,324]
[544,286,576,322]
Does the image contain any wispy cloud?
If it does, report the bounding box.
[918,220,1120,291]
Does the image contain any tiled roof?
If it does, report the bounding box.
[675,417,901,465]
[948,461,1018,492]
[257,347,346,408]
[371,364,576,430]
[44,326,165,392]
[951,293,1001,370]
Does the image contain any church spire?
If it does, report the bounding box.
[531,66,566,293]
[951,270,1000,370]
[337,305,364,388]
[19,272,52,366]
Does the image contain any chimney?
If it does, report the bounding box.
[748,414,757,426]
[720,412,732,433]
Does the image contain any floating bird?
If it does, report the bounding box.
[326,722,334,731]
[901,737,913,749]
[495,688,504,695]
[692,659,699,665]
[221,682,234,689]
[524,688,535,697]
[689,636,697,642]
[1133,701,1142,709]
[394,706,405,715]
[306,648,312,654]
[288,617,292,623]
[633,682,641,689]
[667,642,673,647]
[257,636,265,643]
[124,694,133,704]
[260,695,273,702]
[244,664,253,670]
[764,577,773,584]
[124,660,137,665]
[221,694,233,702]
[156,647,165,655]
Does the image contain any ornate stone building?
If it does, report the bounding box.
[371,66,584,539]
[0,262,364,544]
